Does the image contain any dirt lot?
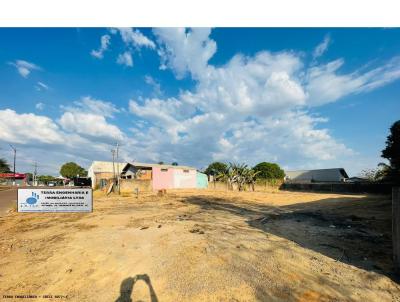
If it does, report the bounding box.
[0,189,399,301]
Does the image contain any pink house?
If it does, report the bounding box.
[121,162,203,191]
[152,166,175,190]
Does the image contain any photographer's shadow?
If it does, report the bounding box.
[115,274,158,302]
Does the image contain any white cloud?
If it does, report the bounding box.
[115,28,155,49]
[117,51,133,67]
[306,56,400,106]
[0,109,63,144]
[35,102,45,110]
[61,96,120,118]
[313,34,331,59]
[153,27,216,79]
[0,108,124,175]
[144,75,162,96]
[35,81,49,91]
[125,28,400,172]
[59,96,123,142]
[91,34,111,59]
[8,60,41,78]
[58,112,124,142]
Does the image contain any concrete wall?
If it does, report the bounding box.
[93,172,115,189]
[281,182,393,194]
[120,179,152,193]
[152,167,174,190]
[173,169,197,189]
[196,172,208,188]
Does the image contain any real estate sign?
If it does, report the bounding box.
[18,188,92,213]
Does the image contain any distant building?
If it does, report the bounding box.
[87,161,126,189]
[285,168,349,183]
[0,173,27,185]
[121,162,208,190]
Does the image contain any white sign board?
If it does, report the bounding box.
[18,188,92,213]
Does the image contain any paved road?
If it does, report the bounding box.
[0,188,17,216]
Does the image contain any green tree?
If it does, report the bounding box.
[37,175,56,183]
[204,162,228,177]
[0,158,11,173]
[253,162,285,180]
[25,172,33,182]
[60,162,87,178]
[158,161,164,165]
[172,162,178,166]
[382,120,400,183]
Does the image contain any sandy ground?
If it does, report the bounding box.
[0,189,399,302]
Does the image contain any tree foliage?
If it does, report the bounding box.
[172,162,178,166]
[0,158,11,173]
[381,120,400,183]
[204,162,228,176]
[60,162,87,178]
[217,163,260,191]
[37,175,56,183]
[253,162,285,180]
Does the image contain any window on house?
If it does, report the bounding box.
[183,170,189,173]
[161,168,168,172]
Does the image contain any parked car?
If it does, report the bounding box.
[72,177,92,187]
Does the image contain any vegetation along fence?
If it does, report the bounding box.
[281,182,393,194]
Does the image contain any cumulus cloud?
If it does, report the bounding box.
[59,96,123,142]
[153,28,216,79]
[8,59,41,78]
[91,34,111,59]
[115,28,155,49]
[313,34,331,59]
[58,112,124,142]
[126,28,400,171]
[4,29,400,175]
[117,51,133,67]
[0,96,128,174]
[0,109,63,144]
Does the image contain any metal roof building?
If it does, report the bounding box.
[285,168,349,183]
[88,161,127,188]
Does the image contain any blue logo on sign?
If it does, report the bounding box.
[26,192,39,204]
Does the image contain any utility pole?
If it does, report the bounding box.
[9,145,16,186]
[116,142,120,195]
[111,148,116,186]
[33,162,38,186]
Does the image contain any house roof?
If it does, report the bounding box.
[88,161,127,173]
[123,162,196,171]
[285,168,349,181]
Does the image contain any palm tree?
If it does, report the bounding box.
[245,169,260,191]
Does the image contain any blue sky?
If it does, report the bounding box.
[0,28,399,176]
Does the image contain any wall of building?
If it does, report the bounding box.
[196,172,208,188]
[173,169,197,189]
[94,172,115,189]
[123,167,152,180]
[152,167,174,190]
[120,179,152,193]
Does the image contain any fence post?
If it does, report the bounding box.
[393,187,400,272]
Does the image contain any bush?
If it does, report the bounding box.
[253,162,285,180]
